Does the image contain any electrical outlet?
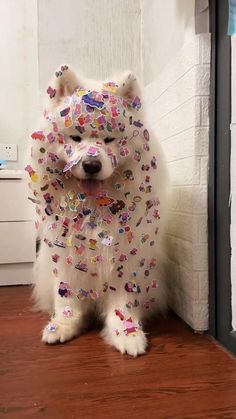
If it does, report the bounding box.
[0,144,18,161]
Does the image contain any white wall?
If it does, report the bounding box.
[0,0,197,166]
[143,0,210,331]
[0,0,38,169]
[38,0,141,91]
[141,1,210,331]
[141,0,195,85]
[1,0,142,169]
[144,34,210,331]
[140,1,210,330]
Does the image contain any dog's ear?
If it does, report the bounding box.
[116,71,142,107]
[46,65,81,107]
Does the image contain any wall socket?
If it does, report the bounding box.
[0,144,18,161]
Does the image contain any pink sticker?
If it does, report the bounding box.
[87,146,100,157]
[66,255,73,265]
[52,254,60,263]
[47,86,56,99]
[119,146,130,157]
[63,306,73,317]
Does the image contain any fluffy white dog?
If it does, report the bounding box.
[27,65,168,356]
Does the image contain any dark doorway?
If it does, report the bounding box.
[209,0,236,355]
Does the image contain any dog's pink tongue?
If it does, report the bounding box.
[80,180,102,197]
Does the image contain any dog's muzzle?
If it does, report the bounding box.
[82,159,102,175]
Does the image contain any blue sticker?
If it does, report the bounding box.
[82,93,104,110]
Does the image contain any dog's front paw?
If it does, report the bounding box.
[103,327,148,357]
[42,320,78,344]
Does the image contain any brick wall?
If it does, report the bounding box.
[144,34,211,331]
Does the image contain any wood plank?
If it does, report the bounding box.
[0,286,236,419]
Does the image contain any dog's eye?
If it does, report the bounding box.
[104,137,115,144]
[70,135,82,142]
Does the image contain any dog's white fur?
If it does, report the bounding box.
[30,66,168,356]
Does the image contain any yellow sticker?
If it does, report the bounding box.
[66,236,72,247]
[76,89,88,97]
[65,117,73,128]
[31,173,39,183]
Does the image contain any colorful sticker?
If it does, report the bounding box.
[63,306,73,317]
[58,282,72,298]
[28,69,162,320]
[47,322,57,332]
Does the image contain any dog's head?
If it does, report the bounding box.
[30,66,150,197]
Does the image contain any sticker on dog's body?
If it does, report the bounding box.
[28,65,168,356]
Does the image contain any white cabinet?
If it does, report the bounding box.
[0,170,36,285]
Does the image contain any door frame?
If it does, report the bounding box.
[209,0,236,354]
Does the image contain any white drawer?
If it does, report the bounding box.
[0,179,33,221]
[0,221,36,264]
[0,262,34,285]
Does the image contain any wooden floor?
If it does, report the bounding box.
[0,287,236,419]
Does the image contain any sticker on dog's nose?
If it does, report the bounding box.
[87,146,100,157]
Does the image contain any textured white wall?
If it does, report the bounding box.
[0,0,38,169]
[38,0,196,88]
[38,0,142,91]
[144,34,210,331]
[141,0,195,85]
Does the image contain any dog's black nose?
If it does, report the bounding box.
[82,159,102,174]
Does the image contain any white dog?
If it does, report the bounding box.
[27,65,168,356]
